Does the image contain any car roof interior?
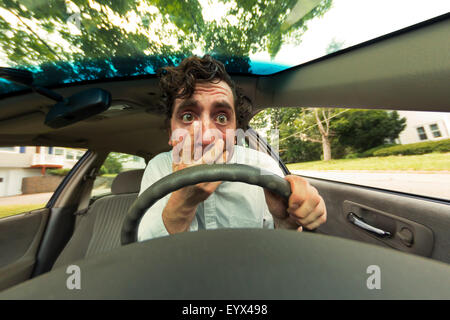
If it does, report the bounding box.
[0,14,448,158]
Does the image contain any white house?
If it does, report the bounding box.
[0,146,85,197]
[397,111,450,145]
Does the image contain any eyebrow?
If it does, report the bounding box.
[175,98,235,114]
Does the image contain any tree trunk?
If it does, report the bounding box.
[314,108,332,161]
[322,135,331,161]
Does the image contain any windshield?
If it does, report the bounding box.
[0,0,448,96]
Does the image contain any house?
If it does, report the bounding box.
[0,146,85,197]
[397,111,450,145]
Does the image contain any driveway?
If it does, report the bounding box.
[0,192,53,205]
[292,170,450,200]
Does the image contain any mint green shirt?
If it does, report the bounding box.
[137,145,285,241]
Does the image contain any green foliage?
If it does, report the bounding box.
[343,152,362,159]
[373,139,450,157]
[280,138,322,163]
[332,110,406,152]
[47,168,71,176]
[360,144,397,157]
[250,107,323,163]
[98,165,108,176]
[0,0,333,80]
[99,152,134,174]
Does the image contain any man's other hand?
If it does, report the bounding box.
[264,175,327,231]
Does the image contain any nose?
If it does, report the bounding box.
[199,117,215,146]
[192,117,223,149]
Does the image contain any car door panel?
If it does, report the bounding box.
[0,208,49,291]
[305,176,450,264]
[343,200,434,257]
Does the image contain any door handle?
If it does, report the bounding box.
[347,212,391,237]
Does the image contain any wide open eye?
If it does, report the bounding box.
[182,113,194,123]
[216,114,228,124]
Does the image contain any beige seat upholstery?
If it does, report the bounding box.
[52,169,145,269]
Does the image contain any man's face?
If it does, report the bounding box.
[169,80,237,162]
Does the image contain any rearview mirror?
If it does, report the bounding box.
[44,88,111,128]
[0,67,112,128]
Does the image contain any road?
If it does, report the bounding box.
[1,171,449,205]
[291,170,450,200]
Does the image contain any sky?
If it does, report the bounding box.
[252,0,450,66]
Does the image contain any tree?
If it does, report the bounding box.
[291,107,349,161]
[100,152,133,174]
[0,0,333,82]
[325,38,345,54]
[332,110,407,152]
[250,107,322,163]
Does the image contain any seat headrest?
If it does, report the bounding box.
[111,169,145,195]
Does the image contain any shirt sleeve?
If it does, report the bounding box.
[256,148,285,229]
[137,152,172,242]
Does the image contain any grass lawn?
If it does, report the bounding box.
[286,152,450,171]
[0,204,45,219]
[101,174,118,178]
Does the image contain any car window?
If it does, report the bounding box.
[250,108,450,200]
[90,152,146,198]
[0,146,87,219]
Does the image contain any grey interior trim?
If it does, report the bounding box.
[257,17,450,112]
[2,230,450,299]
[0,208,49,291]
[30,206,78,277]
[306,177,450,264]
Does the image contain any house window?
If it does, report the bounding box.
[66,152,75,160]
[429,124,442,138]
[0,147,16,152]
[54,148,64,156]
[48,146,54,154]
[416,127,428,140]
[19,146,26,153]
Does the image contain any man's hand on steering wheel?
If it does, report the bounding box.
[264,176,327,231]
[162,137,228,234]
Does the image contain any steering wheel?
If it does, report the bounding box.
[121,164,291,245]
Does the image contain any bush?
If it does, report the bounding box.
[360,144,397,157]
[47,168,71,176]
[101,154,123,174]
[373,139,450,157]
[344,153,363,159]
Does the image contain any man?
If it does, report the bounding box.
[137,55,326,241]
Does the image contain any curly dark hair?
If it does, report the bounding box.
[158,55,252,129]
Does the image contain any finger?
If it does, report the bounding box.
[173,132,193,166]
[197,180,223,194]
[284,175,309,211]
[297,226,303,232]
[203,139,224,164]
[287,185,320,217]
[303,211,327,230]
[292,199,325,226]
[264,188,288,219]
[191,140,226,168]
